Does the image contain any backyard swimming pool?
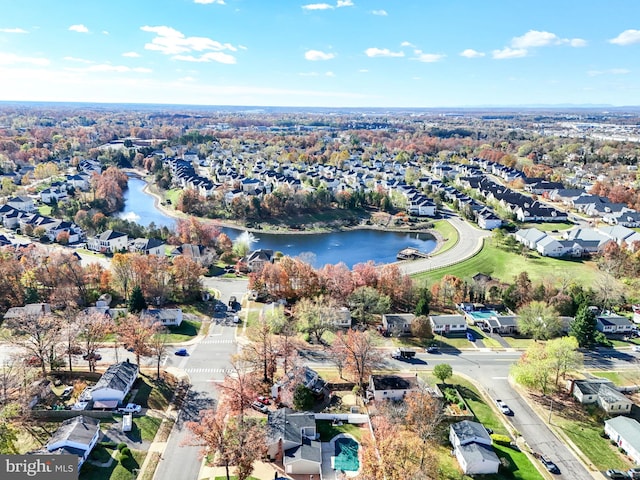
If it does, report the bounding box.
[334,437,359,472]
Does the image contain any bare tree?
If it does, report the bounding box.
[77,311,113,372]
[0,359,19,405]
[149,326,170,380]
[2,312,63,376]
[330,330,384,388]
[217,358,259,421]
[115,314,161,367]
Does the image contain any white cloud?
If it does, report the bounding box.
[401,41,415,48]
[492,47,527,59]
[336,0,353,7]
[304,49,335,61]
[587,68,630,76]
[302,3,333,10]
[141,25,238,62]
[460,49,485,58]
[413,50,445,62]
[372,9,387,16]
[122,52,141,58]
[609,29,640,46]
[68,24,89,33]
[194,0,225,3]
[325,71,335,76]
[63,56,94,64]
[172,52,236,64]
[102,30,109,35]
[569,38,587,47]
[0,52,50,66]
[511,30,559,48]
[358,68,368,73]
[365,47,404,58]
[0,28,27,34]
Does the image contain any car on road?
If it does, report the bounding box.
[174,348,188,356]
[606,469,630,479]
[627,468,640,480]
[117,403,142,414]
[425,345,439,353]
[632,345,640,352]
[251,401,269,414]
[540,456,560,474]
[495,399,513,415]
[466,331,475,342]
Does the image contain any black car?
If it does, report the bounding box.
[425,346,439,353]
[540,456,560,474]
[606,470,630,479]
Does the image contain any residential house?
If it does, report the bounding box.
[596,314,635,335]
[170,243,215,266]
[430,315,468,335]
[43,416,101,468]
[140,308,183,327]
[367,373,421,402]
[3,303,51,320]
[87,360,139,409]
[449,420,500,475]
[382,313,415,336]
[536,235,569,257]
[271,366,327,401]
[569,379,633,414]
[7,195,35,212]
[266,408,321,476]
[476,207,502,230]
[331,306,352,328]
[514,228,546,249]
[87,230,128,253]
[483,315,518,335]
[129,237,165,255]
[605,416,640,465]
[246,249,274,272]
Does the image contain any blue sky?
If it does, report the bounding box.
[1,0,639,108]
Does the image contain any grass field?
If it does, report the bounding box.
[316,419,365,442]
[164,319,201,342]
[431,219,459,255]
[413,240,601,285]
[589,370,640,386]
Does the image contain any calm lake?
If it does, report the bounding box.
[119,177,436,268]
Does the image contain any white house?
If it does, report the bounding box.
[266,408,321,476]
[536,235,568,257]
[449,420,500,475]
[605,416,640,465]
[7,195,35,212]
[429,315,467,335]
[514,228,546,249]
[596,314,635,335]
[87,230,128,253]
[140,308,183,327]
[476,208,502,230]
[88,360,139,408]
[569,379,633,414]
[129,237,165,255]
[367,373,421,402]
[45,415,101,468]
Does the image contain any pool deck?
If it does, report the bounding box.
[321,433,360,480]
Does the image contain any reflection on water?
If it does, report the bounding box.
[120,177,437,268]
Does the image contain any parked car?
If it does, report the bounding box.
[174,348,188,356]
[631,345,640,352]
[117,403,142,414]
[61,386,74,398]
[25,356,43,366]
[627,468,640,480]
[606,469,630,479]
[495,399,513,415]
[82,352,102,361]
[251,401,269,414]
[466,331,475,342]
[425,345,439,353]
[540,456,560,474]
[256,396,271,405]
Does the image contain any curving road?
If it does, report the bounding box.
[398,214,492,275]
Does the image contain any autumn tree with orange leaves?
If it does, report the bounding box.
[330,330,384,388]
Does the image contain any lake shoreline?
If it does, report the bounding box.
[136,171,445,255]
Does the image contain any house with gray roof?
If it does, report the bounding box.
[596,314,635,335]
[605,416,640,465]
[88,360,138,408]
[449,420,500,475]
[44,415,101,468]
[368,373,421,402]
[514,227,546,249]
[429,314,467,335]
[266,408,321,476]
[87,230,128,253]
[382,313,415,336]
[570,378,633,414]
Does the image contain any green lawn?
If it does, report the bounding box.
[316,420,365,442]
[469,326,503,349]
[80,449,145,480]
[431,334,472,350]
[492,443,544,480]
[164,319,201,342]
[413,241,601,286]
[164,189,181,205]
[38,205,52,216]
[500,336,536,349]
[554,413,630,471]
[431,220,459,255]
[589,370,640,387]
[128,415,163,442]
[131,375,176,410]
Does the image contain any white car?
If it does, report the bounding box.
[496,399,513,415]
[117,403,142,414]
[632,345,640,352]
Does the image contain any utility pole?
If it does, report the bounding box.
[548,398,553,424]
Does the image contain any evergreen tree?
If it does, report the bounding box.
[293,384,315,411]
[128,285,147,313]
[569,304,597,349]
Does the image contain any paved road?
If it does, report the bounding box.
[398,214,492,275]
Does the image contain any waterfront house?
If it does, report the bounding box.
[87,230,128,253]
